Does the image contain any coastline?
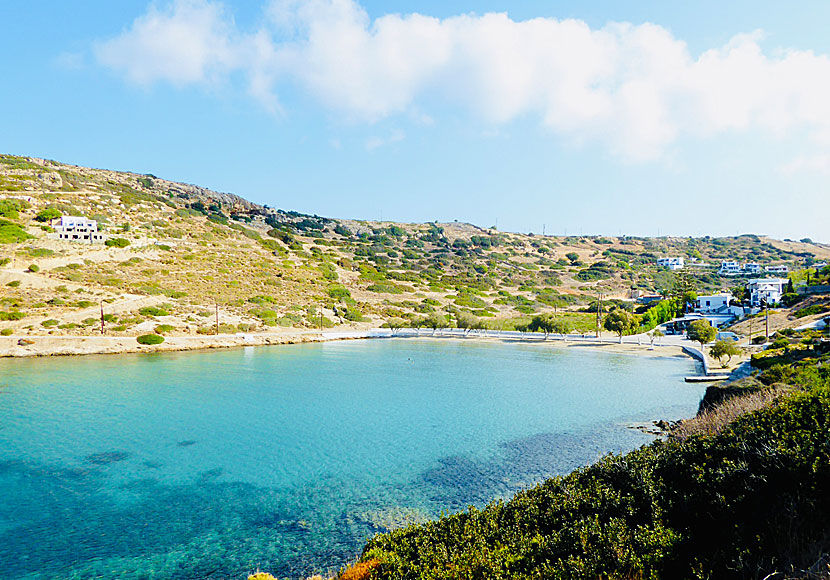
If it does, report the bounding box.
[0,327,709,369]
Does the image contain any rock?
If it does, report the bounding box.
[17,338,34,346]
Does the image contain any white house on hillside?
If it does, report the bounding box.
[719,261,742,276]
[743,262,761,275]
[657,257,685,270]
[748,278,789,307]
[765,265,789,274]
[694,293,732,313]
[47,216,106,244]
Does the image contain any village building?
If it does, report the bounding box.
[743,262,761,275]
[656,257,685,270]
[748,278,789,307]
[764,264,789,274]
[694,293,732,314]
[47,216,107,244]
[719,260,742,276]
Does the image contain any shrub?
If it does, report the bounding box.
[0,328,12,336]
[34,208,61,222]
[27,264,39,273]
[105,237,130,248]
[41,319,59,328]
[136,334,164,345]
[328,284,352,300]
[0,311,25,321]
[0,219,33,244]
[6,280,20,287]
[138,306,169,317]
[154,324,175,335]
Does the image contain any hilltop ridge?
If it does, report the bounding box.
[1,153,829,347]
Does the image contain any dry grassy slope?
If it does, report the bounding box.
[1,153,828,339]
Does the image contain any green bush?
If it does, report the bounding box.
[136,334,165,345]
[361,386,830,580]
[154,324,175,335]
[41,319,59,328]
[105,237,130,248]
[0,311,25,321]
[34,207,61,222]
[27,264,39,273]
[0,219,33,244]
[0,328,12,336]
[138,306,169,317]
[6,280,20,287]
[327,284,352,300]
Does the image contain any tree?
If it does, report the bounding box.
[455,312,478,335]
[710,340,741,367]
[786,278,795,294]
[385,318,407,335]
[528,314,555,338]
[550,318,570,336]
[565,252,579,263]
[425,312,448,335]
[650,328,664,346]
[687,319,717,347]
[604,309,636,342]
[34,207,61,222]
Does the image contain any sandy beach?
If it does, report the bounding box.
[0,327,727,378]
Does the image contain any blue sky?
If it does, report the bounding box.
[2,1,830,241]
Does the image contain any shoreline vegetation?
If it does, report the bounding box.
[0,326,707,367]
[332,331,830,580]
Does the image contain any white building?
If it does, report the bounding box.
[743,262,761,275]
[694,293,732,314]
[657,257,685,270]
[765,264,789,274]
[815,261,828,269]
[719,261,742,276]
[748,278,789,307]
[47,216,106,244]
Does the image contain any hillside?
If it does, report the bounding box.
[1,153,829,343]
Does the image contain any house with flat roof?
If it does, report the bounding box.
[694,293,732,314]
[719,261,742,276]
[743,262,761,275]
[748,278,789,307]
[656,257,684,270]
[47,216,107,244]
[765,264,789,274]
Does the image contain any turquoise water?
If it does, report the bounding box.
[0,339,702,579]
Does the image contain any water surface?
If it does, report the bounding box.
[0,339,702,579]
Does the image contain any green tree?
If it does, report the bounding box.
[528,314,555,338]
[550,318,570,336]
[425,312,448,335]
[34,207,61,222]
[565,252,579,263]
[603,309,636,342]
[687,319,717,346]
[710,339,741,367]
[649,328,664,346]
[384,318,407,335]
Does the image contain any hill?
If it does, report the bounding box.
[1,153,829,344]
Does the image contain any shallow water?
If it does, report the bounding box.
[0,339,703,579]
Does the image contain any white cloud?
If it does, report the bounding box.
[365,129,404,150]
[93,0,830,161]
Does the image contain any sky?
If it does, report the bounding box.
[2,1,830,241]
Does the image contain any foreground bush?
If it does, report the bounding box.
[136,334,164,345]
[359,387,830,579]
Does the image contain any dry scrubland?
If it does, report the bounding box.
[1,153,829,347]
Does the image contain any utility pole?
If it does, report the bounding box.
[214,299,219,335]
[765,300,769,342]
[100,301,105,335]
[595,292,603,338]
[319,302,323,332]
[542,224,546,236]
